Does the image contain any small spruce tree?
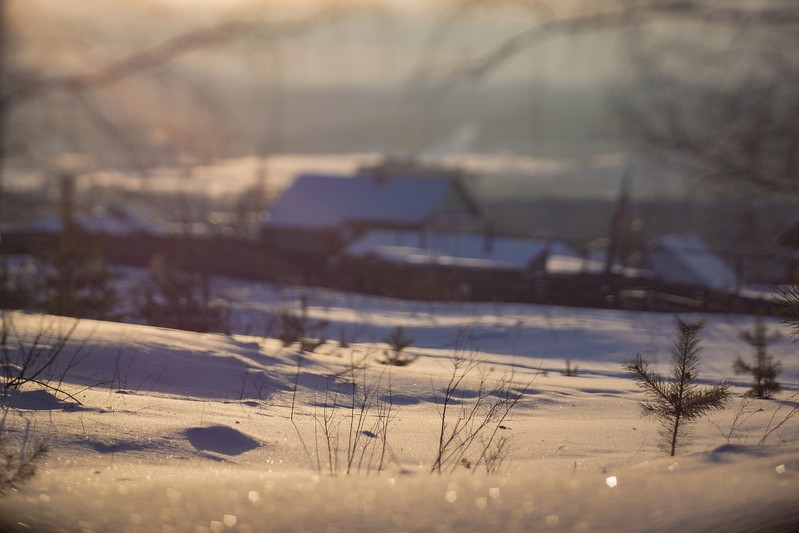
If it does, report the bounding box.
[624,319,731,456]
[44,231,118,320]
[561,359,578,377]
[380,326,416,366]
[43,174,117,320]
[274,294,329,351]
[734,318,782,399]
[137,257,228,333]
[0,256,38,310]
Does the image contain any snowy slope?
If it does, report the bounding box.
[1,286,797,532]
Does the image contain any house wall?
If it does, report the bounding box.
[261,226,342,255]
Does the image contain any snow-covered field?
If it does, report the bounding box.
[1,281,797,532]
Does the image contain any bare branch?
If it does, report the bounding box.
[2,5,356,109]
[413,6,641,91]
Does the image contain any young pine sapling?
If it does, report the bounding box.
[624,319,731,456]
[275,294,329,352]
[380,326,416,366]
[561,359,578,377]
[137,258,228,333]
[734,318,782,399]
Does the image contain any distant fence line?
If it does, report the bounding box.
[0,231,780,315]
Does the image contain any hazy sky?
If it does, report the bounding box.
[9,0,625,89]
[5,0,632,166]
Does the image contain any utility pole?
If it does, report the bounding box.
[606,169,632,276]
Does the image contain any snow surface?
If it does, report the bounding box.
[1,282,798,532]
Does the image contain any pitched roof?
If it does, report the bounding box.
[650,234,737,289]
[264,173,472,229]
[31,205,165,236]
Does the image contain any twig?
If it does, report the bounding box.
[758,392,799,445]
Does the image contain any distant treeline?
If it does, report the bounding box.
[1,231,778,316]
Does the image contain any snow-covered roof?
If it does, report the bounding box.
[264,174,472,230]
[31,205,164,236]
[650,234,737,289]
[547,254,600,274]
[345,229,553,270]
[79,205,164,235]
[541,241,591,274]
[545,244,649,278]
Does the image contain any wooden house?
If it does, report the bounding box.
[261,163,483,254]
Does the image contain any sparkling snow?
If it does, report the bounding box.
[1,281,797,532]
